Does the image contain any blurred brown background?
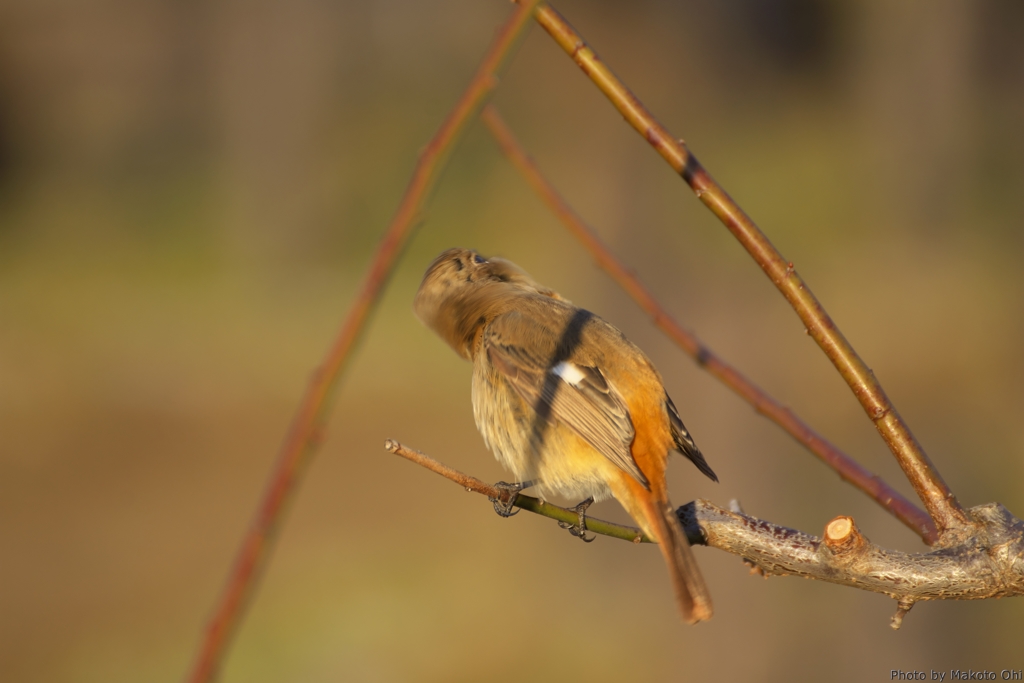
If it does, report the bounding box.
[1,1,1023,681]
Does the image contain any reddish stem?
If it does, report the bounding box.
[184,4,543,682]
[481,105,936,543]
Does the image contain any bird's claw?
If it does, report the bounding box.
[489,481,523,517]
[558,496,596,542]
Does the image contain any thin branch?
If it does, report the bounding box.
[388,440,1024,629]
[385,439,653,544]
[183,5,543,682]
[480,104,937,544]
[519,1,971,537]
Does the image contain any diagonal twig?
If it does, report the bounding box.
[519,1,970,538]
[480,104,937,543]
[385,439,653,543]
[183,4,543,682]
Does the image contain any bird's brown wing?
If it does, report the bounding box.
[483,311,648,488]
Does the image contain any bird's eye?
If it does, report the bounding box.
[473,254,487,264]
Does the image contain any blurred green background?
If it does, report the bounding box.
[1,1,1023,681]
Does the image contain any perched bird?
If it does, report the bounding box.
[414,247,717,623]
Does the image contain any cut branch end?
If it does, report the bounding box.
[824,516,866,555]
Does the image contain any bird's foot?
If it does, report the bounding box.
[558,497,596,542]
[489,481,525,517]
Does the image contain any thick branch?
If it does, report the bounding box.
[387,440,1024,628]
[684,502,1024,609]
[480,104,936,544]
[183,5,543,682]
[519,1,970,537]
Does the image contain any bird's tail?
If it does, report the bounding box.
[639,493,713,624]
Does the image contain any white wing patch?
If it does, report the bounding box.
[551,361,587,387]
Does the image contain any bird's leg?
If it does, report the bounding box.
[489,480,533,517]
[558,497,596,542]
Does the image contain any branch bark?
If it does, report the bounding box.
[480,104,936,544]
[183,4,543,682]
[386,440,1024,629]
[688,502,1024,606]
[518,1,971,539]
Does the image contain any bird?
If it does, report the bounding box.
[413,247,717,623]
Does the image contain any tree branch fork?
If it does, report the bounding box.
[386,440,1024,629]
